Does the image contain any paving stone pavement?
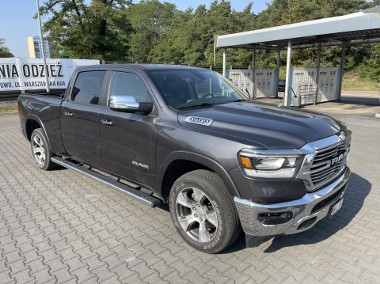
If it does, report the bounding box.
[0,112,379,284]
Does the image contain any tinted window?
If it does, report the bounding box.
[108,72,151,104]
[147,69,246,108]
[71,71,106,105]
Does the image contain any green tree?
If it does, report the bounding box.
[127,0,176,63]
[149,9,192,64]
[0,38,13,57]
[40,0,132,60]
[151,1,255,67]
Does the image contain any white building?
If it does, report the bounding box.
[27,36,50,58]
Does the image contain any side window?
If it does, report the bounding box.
[71,71,106,105]
[108,72,151,104]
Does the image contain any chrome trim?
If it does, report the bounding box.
[296,132,350,192]
[234,167,351,236]
[240,131,351,192]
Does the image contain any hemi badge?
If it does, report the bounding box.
[185,116,213,126]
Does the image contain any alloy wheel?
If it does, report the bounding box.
[175,187,218,243]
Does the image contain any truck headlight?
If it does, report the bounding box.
[238,151,303,178]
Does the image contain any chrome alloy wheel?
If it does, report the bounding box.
[175,187,218,243]
[32,133,46,167]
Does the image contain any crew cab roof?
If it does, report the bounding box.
[75,64,205,72]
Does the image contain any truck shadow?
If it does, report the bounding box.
[225,172,371,253]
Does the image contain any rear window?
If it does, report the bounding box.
[71,71,106,105]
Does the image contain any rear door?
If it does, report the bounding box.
[61,70,107,167]
[99,71,157,188]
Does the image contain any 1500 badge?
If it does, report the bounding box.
[185,116,213,126]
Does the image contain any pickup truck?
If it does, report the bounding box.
[18,64,351,253]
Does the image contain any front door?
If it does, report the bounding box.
[99,71,157,188]
[61,70,107,167]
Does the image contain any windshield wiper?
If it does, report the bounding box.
[176,98,248,109]
[176,102,215,109]
[229,99,247,102]
[214,98,248,105]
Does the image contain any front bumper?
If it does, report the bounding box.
[234,167,351,236]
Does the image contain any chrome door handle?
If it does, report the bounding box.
[64,111,73,117]
[101,119,114,126]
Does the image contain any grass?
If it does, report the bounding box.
[0,105,17,113]
[342,72,379,92]
[279,66,378,92]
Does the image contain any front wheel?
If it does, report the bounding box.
[30,128,56,170]
[169,170,241,253]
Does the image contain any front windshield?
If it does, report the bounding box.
[147,68,247,109]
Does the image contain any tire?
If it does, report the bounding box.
[169,169,241,253]
[30,128,56,170]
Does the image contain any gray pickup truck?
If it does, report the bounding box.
[18,64,351,253]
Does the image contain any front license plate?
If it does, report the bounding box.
[329,198,343,218]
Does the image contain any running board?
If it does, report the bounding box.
[51,157,162,208]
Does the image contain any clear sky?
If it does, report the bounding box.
[0,0,268,58]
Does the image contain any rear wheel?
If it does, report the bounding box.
[169,170,241,253]
[30,128,56,170]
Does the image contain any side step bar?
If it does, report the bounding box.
[51,157,162,208]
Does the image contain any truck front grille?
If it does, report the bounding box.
[309,137,350,190]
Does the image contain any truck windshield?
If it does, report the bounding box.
[147,69,247,109]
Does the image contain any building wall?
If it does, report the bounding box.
[27,36,36,58]
[27,36,50,59]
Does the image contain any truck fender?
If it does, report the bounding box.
[156,151,241,198]
[24,114,54,152]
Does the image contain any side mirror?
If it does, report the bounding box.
[109,96,153,114]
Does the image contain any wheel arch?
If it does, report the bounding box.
[25,115,53,150]
[157,151,240,202]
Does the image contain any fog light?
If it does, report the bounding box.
[258,211,293,225]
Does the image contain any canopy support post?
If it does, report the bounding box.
[338,42,346,101]
[222,48,227,78]
[276,48,281,98]
[251,48,256,99]
[284,41,292,106]
[315,42,322,104]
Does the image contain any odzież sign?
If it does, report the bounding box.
[0,58,99,92]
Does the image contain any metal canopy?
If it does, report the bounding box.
[216,7,380,106]
[216,8,380,49]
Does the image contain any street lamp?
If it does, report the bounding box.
[36,0,50,92]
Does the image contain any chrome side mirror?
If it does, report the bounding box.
[109,96,153,114]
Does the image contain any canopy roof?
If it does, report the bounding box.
[216,7,380,49]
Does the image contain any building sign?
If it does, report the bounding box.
[0,58,99,92]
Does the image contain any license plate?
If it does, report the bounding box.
[329,198,343,218]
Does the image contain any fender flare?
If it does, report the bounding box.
[156,151,241,198]
[24,114,54,152]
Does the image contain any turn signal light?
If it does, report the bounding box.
[240,156,253,169]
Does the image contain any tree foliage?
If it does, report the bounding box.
[40,0,132,60]
[0,38,13,58]
[39,0,380,80]
[127,0,176,63]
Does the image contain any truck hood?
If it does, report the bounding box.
[177,101,341,149]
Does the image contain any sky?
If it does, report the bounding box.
[0,0,268,58]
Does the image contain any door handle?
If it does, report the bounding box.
[101,119,114,126]
[64,111,73,117]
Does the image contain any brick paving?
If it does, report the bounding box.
[0,112,380,283]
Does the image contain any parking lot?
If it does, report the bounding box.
[1,110,380,283]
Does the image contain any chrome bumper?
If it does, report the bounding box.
[234,167,351,236]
